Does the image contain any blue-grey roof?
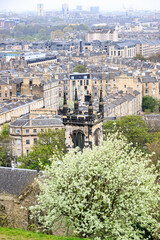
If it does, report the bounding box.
[0,167,38,196]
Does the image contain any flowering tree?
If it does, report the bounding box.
[31,133,160,240]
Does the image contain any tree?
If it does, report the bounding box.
[0,123,9,138]
[37,28,47,40]
[103,115,149,148]
[0,124,12,167]
[63,26,73,33]
[72,65,86,73]
[134,54,146,61]
[30,133,160,239]
[18,129,65,171]
[50,30,64,40]
[142,96,157,112]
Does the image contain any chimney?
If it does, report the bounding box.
[127,87,133,95]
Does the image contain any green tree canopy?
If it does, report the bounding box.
[18,129,65,171]
[31,133,160,239]
[63,26,73,33]
[72,65,86,73]
[103,115,149,148]
[134,54,146,61]
[0,124,11,167]
[142,96,157,112]
[51,30,64,40]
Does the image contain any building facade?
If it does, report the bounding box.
[86,29,118,42]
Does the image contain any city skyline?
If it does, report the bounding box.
[1,0,160,12]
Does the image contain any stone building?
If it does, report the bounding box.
[63,89,104,151]
[0,97,44,131]
[0,167,39,229]
[9,109,63,157]
[86,29,118,42]
[142,76,159,99]
[108,40,136,58]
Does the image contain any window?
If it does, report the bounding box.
[124,85,126,88]
[5,86,7,91]
[80,80,82,86]
[84,75,87,79]
[26,150,30,155]
[10,128,12,133]
[17,139,21,145]
[84,86,87,90]
[41,129,44,132]
[73,81,75,86]
[145,83,148,88]
[34,138,37,144]
[5,93,7,97]
[26,129,29,133]
[33,129,37,133]
[73,131,85,150]
[86,80,89,85]
[153,83,155,87]
[0,86,1,90]
[9,85,12,89]
[0,93,1,97]
[26,139,30,145]
[16,129,20,134]
[10,92,12,96]
[17,149,21,157]
[145,89,148,94]
[71,76,74,80]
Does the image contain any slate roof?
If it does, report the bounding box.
[32,116,63,126]
[0,167,38,196]
[142,76,157,83]
[10,115,29,127]
[10,114,63,127]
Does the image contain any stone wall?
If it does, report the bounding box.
[0,182,38,229]
[144,114,160,132]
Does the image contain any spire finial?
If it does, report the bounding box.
[99,89,104,118]
[74,88,79,114]
[63,92,68,115]
[88,93,93,116]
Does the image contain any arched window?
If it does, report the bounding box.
[73,131,85,150]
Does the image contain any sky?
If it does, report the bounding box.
[0,0,160,12]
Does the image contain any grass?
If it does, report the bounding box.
[0,227,90,240]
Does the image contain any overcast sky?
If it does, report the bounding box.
[1,0,160,12]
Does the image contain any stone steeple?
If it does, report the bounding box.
[74,88,79,114]
[88,93,93,116]
[99,89,104,118]
[63,92,68,115]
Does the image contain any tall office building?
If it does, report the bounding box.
[37,3,44,17]
[90,6,99,14]
[62,3,69,17]
[76,5,82,11]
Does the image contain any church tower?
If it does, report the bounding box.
[63,88,104,152]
